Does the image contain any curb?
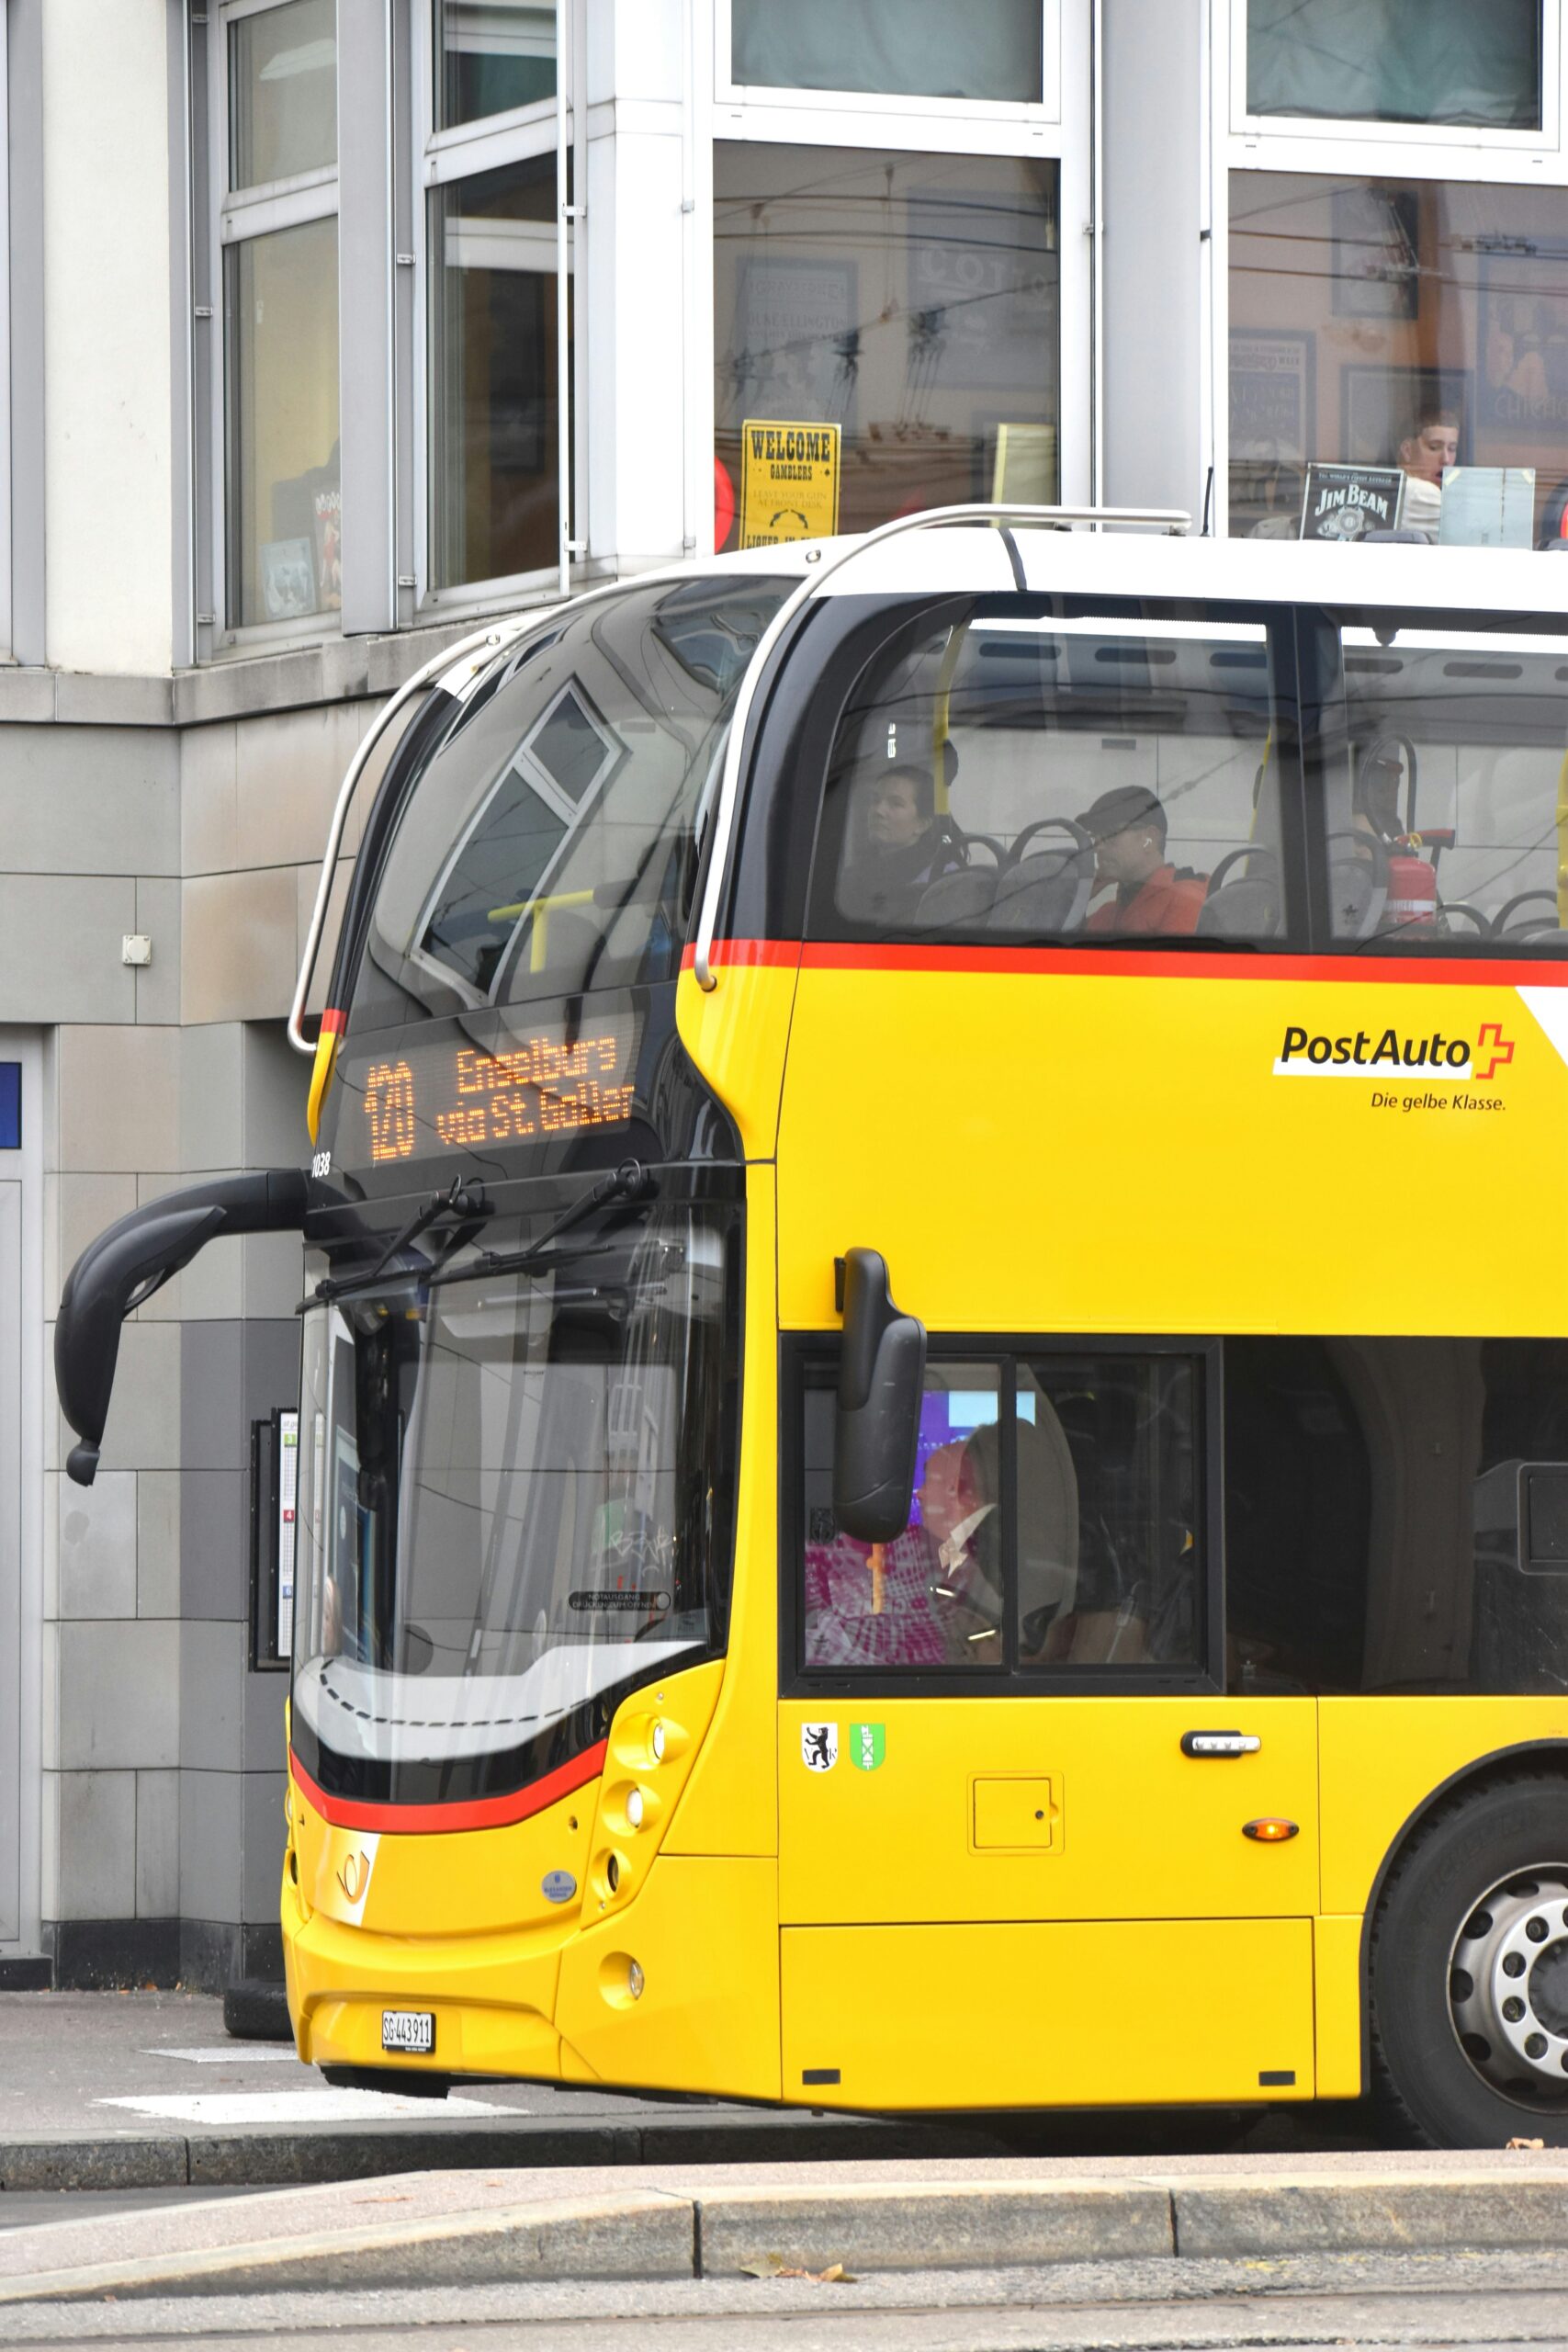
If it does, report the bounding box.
[0,2109,1147,2193]
[6,2167,1568,2303]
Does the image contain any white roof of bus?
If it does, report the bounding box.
[694,526,1568,619]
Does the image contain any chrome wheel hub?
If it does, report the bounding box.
[1450,1870,1568,2103]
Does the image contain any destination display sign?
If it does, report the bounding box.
[336,1013,642,1172]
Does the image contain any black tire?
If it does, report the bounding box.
[1372,1772,1568,2147]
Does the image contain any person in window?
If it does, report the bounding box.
[802,1430,999,1667]
[1079,786,1207,936]
[840,763,964,923]
[921,1431,1003,1663]
[1395,403,1460,534]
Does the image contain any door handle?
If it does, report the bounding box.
[1180,1729,1260,1758]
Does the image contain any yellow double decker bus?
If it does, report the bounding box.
[55,508,1568,2147]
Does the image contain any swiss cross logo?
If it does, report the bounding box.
[1474,1023,1517,1083]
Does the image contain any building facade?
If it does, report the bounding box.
[1,0,1563,1987]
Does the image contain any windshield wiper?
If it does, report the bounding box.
[454,1159,658,1287]
[313,1174,493,1305]
[313,1159,658,1308]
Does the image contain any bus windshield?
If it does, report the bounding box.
[345,571,791,1033]
[291,1199,739,1807]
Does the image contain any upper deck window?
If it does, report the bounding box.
[345,571,791,1035]
[1315,615,1568,950]
[814,601,1290,947]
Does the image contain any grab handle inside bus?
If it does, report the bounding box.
[834,1247,927,1544]
[55,1169,309,1488]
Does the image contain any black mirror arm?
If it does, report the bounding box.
[56,1168,309,1488]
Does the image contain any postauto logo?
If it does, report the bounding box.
[1273,1019,1517,1083]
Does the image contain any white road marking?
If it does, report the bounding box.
[96,2089,514,2124]
[143,2045,299,2064]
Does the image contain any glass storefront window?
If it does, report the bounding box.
[729,0,1043,105]
[428,153,566,590]
[226,216,340,630]
[229,0,337,189]
[1229,174,1568,548]
[713,145,1059,549]
[434,0,556,130]
[1246,0,1542,131]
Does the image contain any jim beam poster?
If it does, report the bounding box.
[1299,462,1405,542]
[739,420,840,548]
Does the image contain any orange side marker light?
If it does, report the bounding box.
[1242,1817,1299,1842]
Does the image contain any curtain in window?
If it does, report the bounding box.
[1247,0,1541,129]
[729,0,1043,105]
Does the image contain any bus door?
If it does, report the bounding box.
[778,1344,1318,2110]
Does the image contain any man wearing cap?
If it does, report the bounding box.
[1078,786,1207,936]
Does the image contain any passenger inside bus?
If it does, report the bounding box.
[838,763,964,923]
[1078,786,1209,937]
[802,1434,1002,1668]
[827,608,1286,946]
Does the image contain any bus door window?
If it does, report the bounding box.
[1318,618,1568,948]
[1016,1357,1204,1669]
[819,604,1291,945]
[803,1364,1002,1669]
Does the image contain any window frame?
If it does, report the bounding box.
[1227,0,1561,153]
[797,588,1315,961]
[412,0,583,620]
[208,0,343,655]
[780,1332,1225,1702]
[708,1,1091,519]
[1213,2,1568,545]
[1292,602,1568,960]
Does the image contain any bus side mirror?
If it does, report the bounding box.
[55,1169,309,1488]
[833,1247,927,1544]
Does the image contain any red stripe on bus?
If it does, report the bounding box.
[694,939,1568,988]
[288,1742,606,1836]
[321,1007,346,1035]
[682,940,800,972]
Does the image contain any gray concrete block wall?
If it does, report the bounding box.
[37,691,372,1988]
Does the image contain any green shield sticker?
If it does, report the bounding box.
[850,1722,886,1772]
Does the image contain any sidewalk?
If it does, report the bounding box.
[0,1990,1379,2192]
[6,2151,1568,2304]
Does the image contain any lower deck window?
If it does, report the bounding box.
[800,1348,1208,1679]
[1226,1335,1568,1695]
[797,1333,1568,1694]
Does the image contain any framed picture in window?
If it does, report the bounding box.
[1478,255,1568,444]
[730,254,860,434]
[904,182,1059,397]
[1340,366,1472,471]
[1230,330,1314,466]
[1330,187,1419,322]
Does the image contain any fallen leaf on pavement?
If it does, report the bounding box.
[739,2253,856,2282]
[1506,2136,1546,2150]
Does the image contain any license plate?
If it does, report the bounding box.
[381,2008,434,2055]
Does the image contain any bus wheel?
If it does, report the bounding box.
[1372,1775,1568,2147]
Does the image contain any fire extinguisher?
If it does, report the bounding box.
[1383,838,1438,930]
